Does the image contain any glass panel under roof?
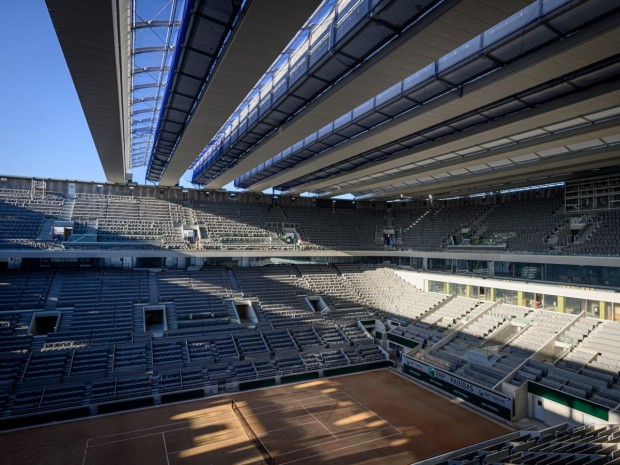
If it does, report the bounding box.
[566,139,604,151]
[510,153,539,163]
[487,159,513,168]
[584,105,620,122]
[129,0,186,168]
[602,134,620,144]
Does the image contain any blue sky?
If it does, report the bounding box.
[0,1,106,183]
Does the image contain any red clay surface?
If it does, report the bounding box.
[0,369,512,465]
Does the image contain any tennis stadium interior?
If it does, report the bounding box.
[2,0,620,463]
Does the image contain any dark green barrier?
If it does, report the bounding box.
[97,396,155,414]
[325,360,391,377]
[529,381,609,421]
[0,406,90,431]
[239,378,276,391]
[282,371,319,384]
[402,356,512,421]
[161,389,205,404]
[387,333,419,349]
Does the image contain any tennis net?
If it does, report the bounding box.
[231,399,275,465]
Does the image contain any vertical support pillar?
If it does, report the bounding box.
[487,261,495,277]
[557,296,565,313]
[517,291,524,306]
[599,301,607,320]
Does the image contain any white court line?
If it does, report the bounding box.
[302,406,338,440]
[237,393,350,419]
[86,391,348,446]
[237,391,349,414]
[273,424,398,457]
[264,419,318,435]
[279,431,404,465]
[86,414,236,449]
[162,432,171,465]
[86,419,191,440]
[81,440,89,465]
[342,392,403,434]
[305,402,379,416]
[85,407,237,442]
[164,419,324,457]
[166,436,242,456]
[86,394,345,449]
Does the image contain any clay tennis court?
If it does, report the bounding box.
[0,369,511,465]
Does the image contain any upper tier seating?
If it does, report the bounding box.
[0,186,617,255]
[0,189,64,248]
[563,210,620,255]
[71,194,185,247]
[471,198,565,253]
[283,206,383,250]
[191,202,291,250]
[393,205,486,250]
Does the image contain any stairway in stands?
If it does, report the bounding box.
[165,302,178,331]
[463,204,497,243]
[43,271,63,311]
[61,197,76,220]
[182,206,196,229]
[148,271,159,305]
[227,269,242,294]
[36,218,54,241]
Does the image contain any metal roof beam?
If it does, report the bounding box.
[45,0,130,183]
[132,45,175,54]
[134,20,181,29]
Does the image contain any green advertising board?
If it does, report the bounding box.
[387,332,419,349]
[529,381,609,421]
[402,355,513,421]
